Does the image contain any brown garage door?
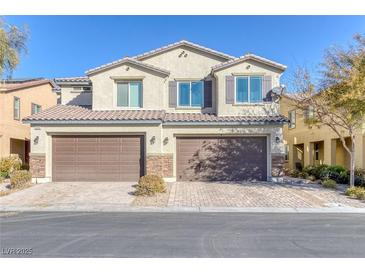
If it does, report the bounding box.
[52,135,144,182]
[176,137,267,182]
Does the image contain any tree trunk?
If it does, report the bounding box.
[349,138,356,188]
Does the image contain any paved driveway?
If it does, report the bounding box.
[0,182,136,211]
[166,180,365,208]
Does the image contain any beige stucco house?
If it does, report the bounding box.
[0,79,58,164]
[280,94,365,171]
[24,40,288,183]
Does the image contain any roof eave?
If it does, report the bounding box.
[23,119,163,125]
[85,59,170,76]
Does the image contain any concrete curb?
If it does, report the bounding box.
[1,205,365,213]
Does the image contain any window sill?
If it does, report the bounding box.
[232,102,267,106]
[176,107,203,110]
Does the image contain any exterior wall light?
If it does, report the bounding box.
[275,136,281,144]
[150,136,156,145]
[34,136,39,145]
[163,137,169,145]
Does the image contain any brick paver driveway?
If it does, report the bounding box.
[166,180,365,208]
[0,181,136,211]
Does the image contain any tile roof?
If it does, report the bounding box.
[164,112,288,124]
[23,105,164,122]
[212,53,287,72]
[54,77,91,83]
[133,40,236,61]
[0,79,58,92]
[86,57,170,76]
[23,105,288,124]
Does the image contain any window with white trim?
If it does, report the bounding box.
[116,81,142,107]
[13,97,20,120]
[178,81,203,107]
[235,75,263,103]
[31,103,42,115]
[288,110,296,129]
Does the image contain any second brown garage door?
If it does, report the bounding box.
[176,136,267,182]
[52,135,144,182]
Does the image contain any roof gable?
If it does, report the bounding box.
[86,57,170,76]
[212,53,287,72]
[133,40,235,61]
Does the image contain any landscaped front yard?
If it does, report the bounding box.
[1,178,364,211]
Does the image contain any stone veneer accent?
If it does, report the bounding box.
[146,153,173,177]
[29,153,46,178]
[271,153,285,177]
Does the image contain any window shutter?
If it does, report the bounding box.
[204,80,212,108]
[169,81,177,108]
[225,75,234,104]
[263,75,272,101]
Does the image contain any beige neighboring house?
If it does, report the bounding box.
[0,79,58,164]
[24,40,288,183]
[280,94,365,171]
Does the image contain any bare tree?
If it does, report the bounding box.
[288,34,365,187]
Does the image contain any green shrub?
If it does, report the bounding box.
[0,156,22,178]
[298,171,309,179]
[321,179,337,189]
[319,165,349,184]
[345,187,365,200]
[303,164,328,179]
[134,175,166,196]
[289,169,300,178]
[10,170,32,189]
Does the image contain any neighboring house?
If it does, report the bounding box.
[280,94,365,171]
[0,78,58,164]
[54,77,92,107]
[23,40,288,183]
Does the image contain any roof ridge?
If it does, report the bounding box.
[133,39,236,61]
[85,57,170,75]
[212,53,286,71]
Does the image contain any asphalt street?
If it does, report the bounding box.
[1,212,365,257]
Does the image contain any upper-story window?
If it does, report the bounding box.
[13,97,20,120]
[178,81,203,108]
[304,106,315,121]
[116,81,142,108]
[235,76,262,103]
[288,110,296,129]
[31,103,42,115]
[72,86,92,93]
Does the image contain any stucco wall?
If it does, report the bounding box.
[0,83,58,159]
[280,96,365,170]
[60,86,92,106]
[30,123,284,182]
[90,63,167,111]
[214,59,283,116]
[90,46,228,113]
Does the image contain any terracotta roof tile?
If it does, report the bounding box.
[23,105,288,124]
[86,57,170,76]
[164,112,288,123]
[0,79,58,92]
[23,105,164,122]
[133,40,236,61]
[212,53,287,72]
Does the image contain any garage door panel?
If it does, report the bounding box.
[52,135,144,182]
[177,137,267,182]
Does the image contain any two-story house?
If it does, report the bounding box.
[280,94,365,171]
[0,78,58,164]
[24,40,288,183]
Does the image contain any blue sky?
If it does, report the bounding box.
[4,16,365,88]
